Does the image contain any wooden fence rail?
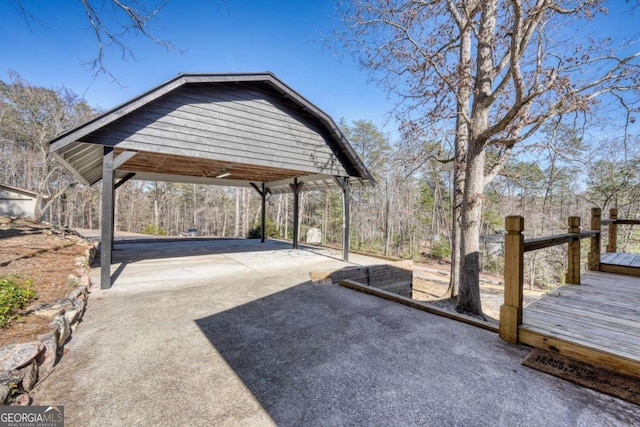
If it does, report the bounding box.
[602,208,640,253]
[607,208,617,253]
[499,208,602,343]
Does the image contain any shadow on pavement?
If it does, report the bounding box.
[94,238,300,267]
[194,281,518,426]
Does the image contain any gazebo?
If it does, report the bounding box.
[48,73,374,289]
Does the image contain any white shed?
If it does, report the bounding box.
[0,184,40,218]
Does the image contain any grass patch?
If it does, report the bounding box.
[0,275,36,327]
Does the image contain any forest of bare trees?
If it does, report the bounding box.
[2,73,639,293]
[2,0,637,315]
[336,0,640,314]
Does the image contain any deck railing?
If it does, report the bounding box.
[499,208,602,343]
[601,208,640,253]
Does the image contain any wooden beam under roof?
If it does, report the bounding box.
[114,149,310,183]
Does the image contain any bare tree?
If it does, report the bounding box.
[9,0,176,81]
[337,0,640,314]
[0,72,95,220]
[582,136,640,211]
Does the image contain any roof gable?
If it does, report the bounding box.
[0,184,39,198]
[49,73,373,190]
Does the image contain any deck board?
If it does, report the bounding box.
[600,252,620,264]
[529,298,640,326]
[524,310,639,348]
[601,251,640,267]
[520,270,640,374]
[544,288,640,310]
[599,252,640,277]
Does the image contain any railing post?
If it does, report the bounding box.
[607,208,618,253]
[500,216,524,344]
[566,216,581,285]
[589,208,601,271]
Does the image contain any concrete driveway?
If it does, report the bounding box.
[31,239,639,426]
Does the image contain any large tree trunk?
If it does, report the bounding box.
[447,7,471,298]
[456,0,496,315]
[456,140,485,314]
[449,134,466,297]
[383,180,391,256]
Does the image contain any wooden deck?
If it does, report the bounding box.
[519,270,640,377]
[600,252,640,276]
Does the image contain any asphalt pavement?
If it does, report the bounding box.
[31,238,639,426]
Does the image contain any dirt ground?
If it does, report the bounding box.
[0,217,91,347]
[412,264,546,322]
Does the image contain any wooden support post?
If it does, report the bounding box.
[111,152,136,240]
[607,208,618,253]
[566,216,581,285]
[100,147,115,290]
[260,183,266,243]
[250,182,269,243]
[289,178,303,250]
[499,216,524,344]
[334,177,351,262]
[342,177,350,262]
[589,208,601,271]
[111,193,115,261]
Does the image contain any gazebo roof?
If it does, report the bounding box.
[49,72,374,194]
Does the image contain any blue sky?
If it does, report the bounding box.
[0,0,638,141]
[0,0,396,133]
